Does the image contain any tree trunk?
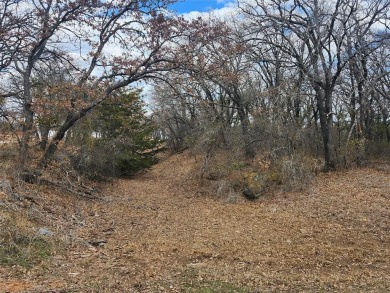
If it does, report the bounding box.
[237,105,255,158]
[383,112,390,144]
[20,72,34,166]
[315,87,336,171]
[39,111,86,168]
[38,124,50,150]
[231,87,255,158]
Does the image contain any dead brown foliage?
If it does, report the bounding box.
[0,151,389,292]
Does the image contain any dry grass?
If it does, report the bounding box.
[0,151,389,292]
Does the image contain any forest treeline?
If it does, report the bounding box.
[0,0,389,182]
[152,0,390,172]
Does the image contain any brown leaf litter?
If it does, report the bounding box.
[1,152,389,292]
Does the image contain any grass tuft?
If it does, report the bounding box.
[0,211,58,269]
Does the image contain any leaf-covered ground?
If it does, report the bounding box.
[1,153,390,292]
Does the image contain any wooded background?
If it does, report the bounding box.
[0,0,389,179]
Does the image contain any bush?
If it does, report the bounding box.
[66,90,161,179]
[278,154,322,191]
[341,138,367,167]
[71,137,158,179]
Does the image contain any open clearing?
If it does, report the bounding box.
[1,152,390,292]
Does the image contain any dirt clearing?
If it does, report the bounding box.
[1,153,389,292]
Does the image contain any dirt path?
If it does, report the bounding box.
[2,154,390,292]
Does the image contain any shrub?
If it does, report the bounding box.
[70,137,158,179]
[66,90,160,179]
[278,154,321,191]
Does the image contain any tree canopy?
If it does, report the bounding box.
[0,0,389,176]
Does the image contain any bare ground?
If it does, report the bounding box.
[1,153,390,292]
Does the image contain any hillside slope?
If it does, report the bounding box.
[1,152,390,292]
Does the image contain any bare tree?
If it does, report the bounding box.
[0,0,26,72]
[1,0,191,168]
[239,0,389,170]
